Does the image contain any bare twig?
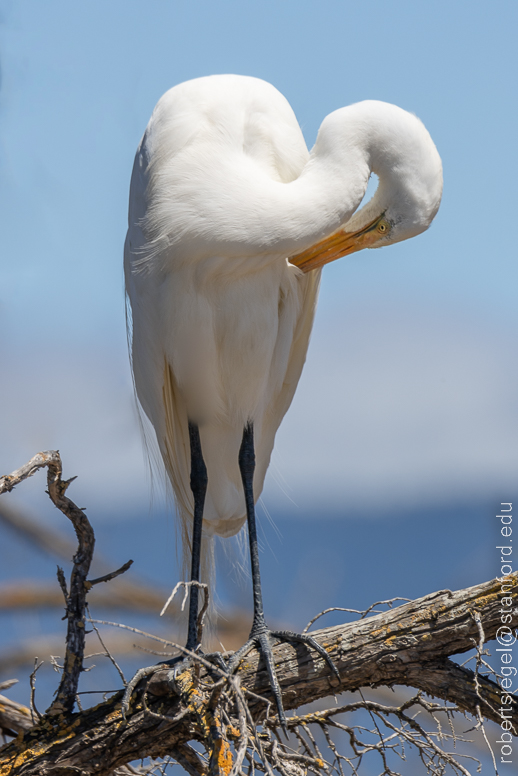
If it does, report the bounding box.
[0,681,18,693]
[89,560,134,587]
[303,598,413,633]
[470,609,500,774]
[0,451,61,494]
[160,581,210,651]
[86,605,127,686]
[1,452,517,776]
[28,659,43,724]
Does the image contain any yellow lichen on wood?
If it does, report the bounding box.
[174,666,236,776]
[103,706,124,727]
[211,737,233,776]
[476,589,506,609]
[0,712,85,775]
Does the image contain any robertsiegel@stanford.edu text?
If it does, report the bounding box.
[495,503,515,765]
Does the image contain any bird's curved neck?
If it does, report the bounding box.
[146,102,413,264]
[211,104,386,259]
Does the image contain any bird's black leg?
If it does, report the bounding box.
[186,421,208,651]
[228,423,340,732]
[122,421,208,715]
[238,423,267,634]
[233,423,285,723]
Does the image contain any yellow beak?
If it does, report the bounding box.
[288,214,386,273]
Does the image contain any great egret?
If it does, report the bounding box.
[124,74,442,725]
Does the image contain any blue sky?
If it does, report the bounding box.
[0,4,516,768]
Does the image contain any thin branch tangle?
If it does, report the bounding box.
[0,452,516,776]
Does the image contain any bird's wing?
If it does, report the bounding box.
[254,266,322,497]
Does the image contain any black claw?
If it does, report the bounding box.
[227,639,257,673]
[227,632,287,733]
[257,632,287,731]
[226,625,340,735]
[271,630,341,682]
[205,651,228,673]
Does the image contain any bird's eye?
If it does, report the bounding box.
[377,220,390,234]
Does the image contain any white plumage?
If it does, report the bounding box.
[124,73,442,555]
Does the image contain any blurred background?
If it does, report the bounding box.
[0,1,516,772]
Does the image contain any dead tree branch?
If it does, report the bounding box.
[0,573,515,775]
[0,683,32,737]
[0,452,133,717]
[89,561,135,587]
[0,452,60,495]
[44,453,95,715]
[1,452,516,776]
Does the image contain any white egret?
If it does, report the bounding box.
[124,74,442,725]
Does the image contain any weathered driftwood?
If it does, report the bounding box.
[1,573,516,776]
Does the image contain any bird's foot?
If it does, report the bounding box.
[227,621,340,732]
[122,629,339,732]
[122,660,176,717]
[168,649,228,686]
[121,649,228,718]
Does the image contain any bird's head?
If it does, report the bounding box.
[289,101,443,272]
